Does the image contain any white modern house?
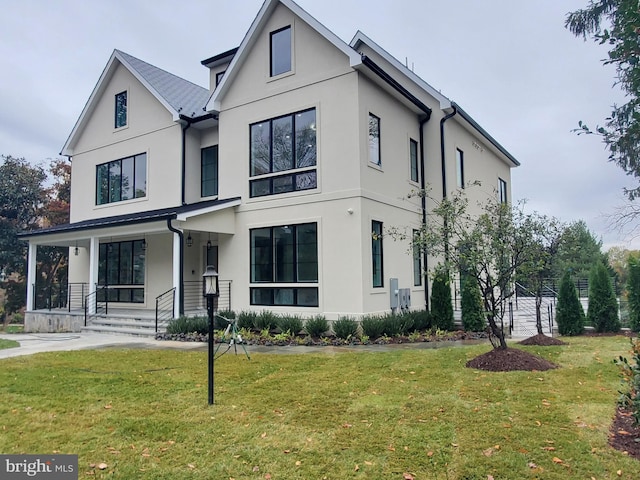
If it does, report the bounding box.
[20,0,518,333]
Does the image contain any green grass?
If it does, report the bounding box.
[0,338,19,349]
[0,324,24,334]
[0,337,638,479]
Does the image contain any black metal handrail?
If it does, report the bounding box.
[183,280,232,313]
[84,285,109,326]
[155,287,175,332]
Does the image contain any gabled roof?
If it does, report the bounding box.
[61,50,209,156]
[206,0,362,112]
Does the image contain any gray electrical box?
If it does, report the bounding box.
[390,278,399,310]
[399,288,411,310]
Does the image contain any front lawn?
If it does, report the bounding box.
[0,337,637,479]
[0,338,19,350]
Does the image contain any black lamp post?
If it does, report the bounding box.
[202,265,219,405]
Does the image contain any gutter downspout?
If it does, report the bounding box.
[181,122,191,206]
[439,106,457,264]
[419,116,430,311]
[167,217,184,315]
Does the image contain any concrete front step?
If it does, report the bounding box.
[82,325,160,337]
[83,317,169,337]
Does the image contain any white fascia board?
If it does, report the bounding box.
[175,198,241,222]
[349,31,451,110]
[206,0,362,113]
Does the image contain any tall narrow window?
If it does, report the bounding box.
[413,229,422,286]
[498,178,508,204]
[201,145,219,197]
[270,26,291,77]
[456,148,465,188]
[368,114,381,166]
[410,139,419,182]
[372,220,383,287]
[215,71,225,87]
[115,91,127,128]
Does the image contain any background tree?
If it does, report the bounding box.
[553,220,606,281]
[628,253,640,332]
[556,270,586,336]
[460,274,485,331]
[588,260,621,332]
[566,0,640,202]
[430,265,454,331]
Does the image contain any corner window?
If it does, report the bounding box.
[498,178,508,204]
[410,139,419,182]
[413,229,422,286]
[96,153,146,205]
[372,220,383,287]
[270,26,291,77]
[249,108,317,198]
[368,114,381,166]
[115,91,127,128]
[250,223,318,307]
[456,148,465,188]
[201,145,218,197]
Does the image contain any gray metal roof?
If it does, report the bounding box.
[116,50,210,119]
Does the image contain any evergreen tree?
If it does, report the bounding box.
[430,266,454,331]
[555,271,585,336]
[461,275,485,331]
[587,261,620,332]
[628,254,640,332]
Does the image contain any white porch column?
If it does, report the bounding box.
[88,236,100,314]
[172,231,181,318]
[26,243,37,310]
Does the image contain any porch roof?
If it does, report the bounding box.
[18,197,241,240]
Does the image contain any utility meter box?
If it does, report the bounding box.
[390,278,399,310]
[399,288,411,309]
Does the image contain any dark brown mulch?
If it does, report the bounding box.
[610,407,640,460]
[518,334,567,346]
[465,347,558,372]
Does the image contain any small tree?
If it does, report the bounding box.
[628,254,640,332]
[587,261,620,332]
[430,266,454,331]
[461,274,485,331]
[556,271,585,336]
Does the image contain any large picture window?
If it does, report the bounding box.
[115,91,127,128]
[250,108,317,198]
[250,223,318,307]
[270,26,292,77]
[96,153,146,205]
[98,239,145,303]
[201,145,218,197]
[372,220,383,287]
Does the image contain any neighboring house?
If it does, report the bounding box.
[20,0,518,331]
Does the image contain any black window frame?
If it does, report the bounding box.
[97,239,145,303]
[410,138,419,182]
[96,153,146,205]
[115,91,127,129]
[456,148,465,189]
[498,177,508,204]
[215,71,225,87]
[201,145,219,198]
[270,25,292,77]
[412,229,422,287]
[372,220,384,288]
[369,113,381,166]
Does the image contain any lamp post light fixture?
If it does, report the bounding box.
[202,265,219,405]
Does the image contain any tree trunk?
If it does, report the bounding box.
[535,295,543,335]
[486,313,508,350]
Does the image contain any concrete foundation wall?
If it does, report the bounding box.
[25,311,84,333]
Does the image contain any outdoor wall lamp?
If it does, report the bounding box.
[186,232,193,248]
[207,233,212,251]
[74,242,79,256]
[202,265,219,405]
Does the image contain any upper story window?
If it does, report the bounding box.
[96,153,146,205]
[456,148,465,188]
[201,145,218,197]
[368,113,381,166]
[410,139,419,182]
[215,71,225,87]
[498,177,508,204]
[270,26,292,77]
[249,108,317,198]
[115,91,127,128]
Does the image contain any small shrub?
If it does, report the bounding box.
[333,316,358,340]
[277,315,304,335]
[628,255,640,332]
[431,266,454,331]
[304,315,329,337]
[410,310,432,331]
[396,313,415,335]
[615,336,640,425]
[166,316,209,335]
[461,276,486,331]
[254,310,278,331]
[215,310,236,330]
[237,311,257,330]
[382,313,402,336]
[556,271,585,336]
[361,315,386,339]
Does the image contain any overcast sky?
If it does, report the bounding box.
[1,0,636,249]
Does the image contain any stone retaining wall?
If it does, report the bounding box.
[24,311,84,333]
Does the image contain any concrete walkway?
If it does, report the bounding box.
[0,332,491,359]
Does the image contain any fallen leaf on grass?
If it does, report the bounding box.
[483,448,494,457]
[618,430,631,435]
[403,473,414,480]
[387,445,396,451]
[487,475,494,480]
[528,462,538,469]
[552,457,563,464]
[354,465,359,471]
[295,461,301,466]
[617,470,622,476]
[260,432,267,438]
[427,451,434,457]
[542,446,556,451]
[365,461,373,465]
[342,423,353,428]
[265,474,272,479]
[253,466,260,472]
[98,463,108,470]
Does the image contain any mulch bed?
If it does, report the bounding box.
[610,407,640,460]
[465,347,558,371]
[518,334,567,346]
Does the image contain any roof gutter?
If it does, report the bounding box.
[166,217,184,316]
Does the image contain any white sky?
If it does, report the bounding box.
[1,0,637,249]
